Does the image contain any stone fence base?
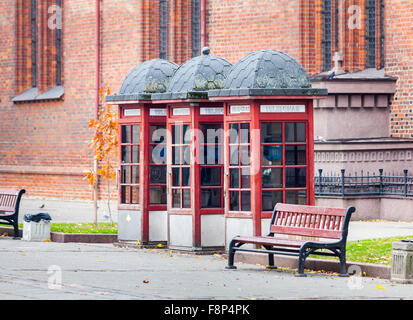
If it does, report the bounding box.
[316,196,413,222]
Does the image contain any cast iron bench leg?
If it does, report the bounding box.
[295,246,308,277]
[225,238,238,270]
[264,246,277,270]
[339,250,349,277]
[12,220,20,240]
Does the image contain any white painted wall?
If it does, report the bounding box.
[149,211,168,242]
[226,217,253,249]
[118,210,141,241]
[201,214,225,247]
[169,214,192,248]
[261,218,271,236]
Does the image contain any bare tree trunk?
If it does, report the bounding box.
[93,159,98,226]
[106,159,114,226]
[107,173,114,226]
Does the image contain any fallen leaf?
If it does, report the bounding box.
[157,243,163,248]
[376,285,386,290]
[96,260,106,262]
[142,280,149,284]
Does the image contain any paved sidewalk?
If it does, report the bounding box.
[348,220,413,241]
[0,239,412,300]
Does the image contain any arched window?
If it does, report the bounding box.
[366,0,385,68]
[365,0,376,68]
[192,0,200,57]
[159,0,168,59]
[321,0,332,71]
[321,0,339,72]
[14,0,63,101]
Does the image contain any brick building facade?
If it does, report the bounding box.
[0,0,412,219]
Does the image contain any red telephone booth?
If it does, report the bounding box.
[107,59,178,244]
[152,48,232,251]
[109,49,326,252]
[208,50,327,246]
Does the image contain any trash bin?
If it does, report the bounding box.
[391,240,413,284]
[22,213,52,242]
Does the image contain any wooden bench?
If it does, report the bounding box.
[226,203,356,277]
[0,189,26,239]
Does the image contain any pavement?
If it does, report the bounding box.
[347,220,413,241]
[0,218,412,301]
[0,238,412,301]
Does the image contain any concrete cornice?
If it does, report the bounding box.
[315,140,413,152]
[311,80,396,94]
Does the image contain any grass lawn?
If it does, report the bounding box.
[0,222,117,234]
[312,235,413,265]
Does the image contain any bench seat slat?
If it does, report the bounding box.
[0,206,14,213]
[233,236,308,248]
[0,190,20,196]
[270,225,342,239]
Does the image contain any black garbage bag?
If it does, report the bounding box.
[24,213,52,223]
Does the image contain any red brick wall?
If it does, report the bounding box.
[15,0,32,93]
[1,0,412,204]
[384,0,413,138]
[1,1,97,200]
[37,0,59,93]
[167,0,193,64]
[206,0,302,65]
[101,0,143,94]
[339,0,367,72]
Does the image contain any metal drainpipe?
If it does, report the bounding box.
[93,0,101,224]
[95,0,101,121]
[200,0,206,48]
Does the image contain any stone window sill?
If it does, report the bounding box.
[12,86,64,103]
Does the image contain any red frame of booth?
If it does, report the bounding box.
[117,94,316,247]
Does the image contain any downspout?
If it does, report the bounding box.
[95,0,101,120]
[200,0,206,48]
[93,0,101,225]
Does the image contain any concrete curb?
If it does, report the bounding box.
[51,232,117,243]
[231,251,391,279]
[0,227,117,243]
[114,241,167,249]
[0,227,22,238]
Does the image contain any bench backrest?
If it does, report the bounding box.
[270,203,355,240]
[0,189,24,213]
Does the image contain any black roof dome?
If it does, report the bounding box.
[166,48,232,94]
[119,59,179,95]
[224,50,311,90]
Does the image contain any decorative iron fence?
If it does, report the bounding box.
[315,169,413,197]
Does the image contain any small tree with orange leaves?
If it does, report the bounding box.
[84,87,119,226]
